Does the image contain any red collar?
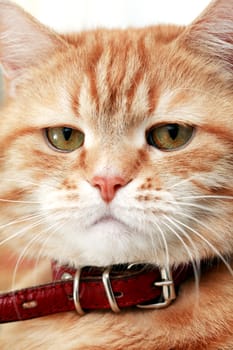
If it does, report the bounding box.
[0,261,194,323]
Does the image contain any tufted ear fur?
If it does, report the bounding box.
[0,0,66,93]
[181,0,233,73]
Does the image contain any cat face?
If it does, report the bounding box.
[0,1,232,268]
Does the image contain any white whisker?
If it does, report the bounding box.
[0,198,40,204]
[172,216,233,276]
[161,217,201,309]
[180,195,233,201]
[10,219,64,319]
[10,227,46,321]
[152,220,170,268]
[33,221,67,284]
[167,176,195,190]
[166,200,217,213]
[0,213,43,231]
[3,178,57,190]
[11,230,44,290]
[0,215,45,247]
[163,214,200,286]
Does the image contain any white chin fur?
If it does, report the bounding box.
[45,220,159,267]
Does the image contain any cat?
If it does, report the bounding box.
[0,0,233,348]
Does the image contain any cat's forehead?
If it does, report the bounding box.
[63,27,182,129]
[21,25,231,135]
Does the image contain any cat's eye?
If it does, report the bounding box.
[46,127,84,152]
[147,124,194,151]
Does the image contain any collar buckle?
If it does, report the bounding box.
[137,266,176,310]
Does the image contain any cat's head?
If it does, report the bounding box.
[0,0,232,268]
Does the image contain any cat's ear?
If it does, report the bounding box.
[0,1,66,90]
[182,0,233,72]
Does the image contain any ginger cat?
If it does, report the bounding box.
[0,0,233,349]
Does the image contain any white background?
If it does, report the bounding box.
[14,0,211,31]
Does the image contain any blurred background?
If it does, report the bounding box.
[14,0,211,31]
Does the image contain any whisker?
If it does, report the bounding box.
[163,214,200,286]
[33,221,67,284]
[10,219,64,319]
[166,176,195,190]
[0,198,41,204]
[166,200,217,213]
[3,178,57,190]
[11,230,44,290]
[0,213,43,231]
[10,228,46,321]
[152,220,170,268]
[180,195,233,201]
[12,220,62,288]
[0,215,45,247]
[172,215,233,277]
[161,217,201,309]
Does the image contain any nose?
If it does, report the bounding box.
[91,176,128,203]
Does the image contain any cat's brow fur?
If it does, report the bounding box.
[0,0,233,349]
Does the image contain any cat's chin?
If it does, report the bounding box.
[46,218,158,268]
[34,212,195,268]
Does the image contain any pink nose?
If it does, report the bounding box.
[91,176,127,203]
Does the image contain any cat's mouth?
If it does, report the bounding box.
[93,215,126,227]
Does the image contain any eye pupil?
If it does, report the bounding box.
[63,127,73,141]
[167,124,179,140]
[46,127,84,152]
[147,123,194,151]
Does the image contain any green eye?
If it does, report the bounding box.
[46,127,84,152]
[147,124,194,151]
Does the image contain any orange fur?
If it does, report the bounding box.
[0,0,233,348]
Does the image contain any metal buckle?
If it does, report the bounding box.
[137,266,176,309]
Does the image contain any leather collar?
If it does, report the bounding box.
[0,261,195,323]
